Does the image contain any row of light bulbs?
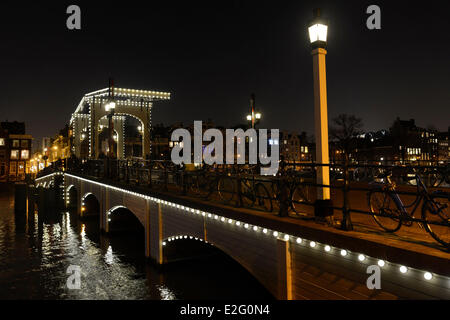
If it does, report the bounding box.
[163,235,209,247]
[85,99,158,106]
[85,90,170,100]
[37,172,441,284]
[154,200,439,282]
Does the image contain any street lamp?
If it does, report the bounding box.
[245,93,261,129]
[105,78,116,159]
[309,8,334,223]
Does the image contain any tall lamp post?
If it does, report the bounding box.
[308,9,333,221]
[105,78,116,159]
[246,93,262,129]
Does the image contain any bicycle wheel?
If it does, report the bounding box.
[217,176,235,203]
[194,174,212,198]
[255,183,273,212]
[187,174,201,195]
[368,189,402,232]
[422,192,450,250]
[291,184,310,215]
[240,180,256,208]
[428,172,442,188]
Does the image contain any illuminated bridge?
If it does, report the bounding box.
[35,171,450,300]
[70,87,170,160]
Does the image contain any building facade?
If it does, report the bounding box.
[0,122,33,182]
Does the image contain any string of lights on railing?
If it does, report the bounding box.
[36,172,447,284]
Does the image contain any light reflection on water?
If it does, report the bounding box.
[0,187,273,300]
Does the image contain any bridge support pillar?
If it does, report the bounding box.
[99,187,106,232]
[277,239,293,300]
[146,201,164,264]
[103,188,110,233]
[79,181,84,218]
[145,199,151,258]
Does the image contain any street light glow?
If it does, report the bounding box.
[308,23,328,43]
[255,112,261,119]
[105,101,116,111]
[246,115,252,121]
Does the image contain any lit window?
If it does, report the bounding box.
[11,150,19,159]
[12,140,19,148]
[9,162,16,174]
[0,138,4,146]
[21,150,29,159]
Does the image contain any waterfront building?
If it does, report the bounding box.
[0,121,33,182]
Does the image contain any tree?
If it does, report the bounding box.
[330,114,363,161]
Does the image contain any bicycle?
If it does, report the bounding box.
[187,166,236,204]
[270,164,313,216]
[367,171,450,250]
[238,172,273,212]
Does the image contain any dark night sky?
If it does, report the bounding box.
[0,0,449,142]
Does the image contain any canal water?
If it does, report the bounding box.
[0,185,273,300]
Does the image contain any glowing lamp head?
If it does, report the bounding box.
[308,8,328,49]
[105,101,116,111]
[246,115,252,121]
[255,112,261,120]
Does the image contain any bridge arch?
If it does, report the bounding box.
[98,113,145,159]
[161,233,275,298]
[107,205,144,233]
[81,192,100,217]
[66,185,78,210]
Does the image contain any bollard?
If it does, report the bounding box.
[164,167,168,191]
[236,176,243,207]
[27,185,36,217]
[340,162,353,231]
[45,187,57,220]
[148,165,152,189]
[14,183,27,214]
[181,171,187,195]
[37,187,46,216]
[278,177,290,217]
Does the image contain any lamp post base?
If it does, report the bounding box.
[314,199,333,216]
